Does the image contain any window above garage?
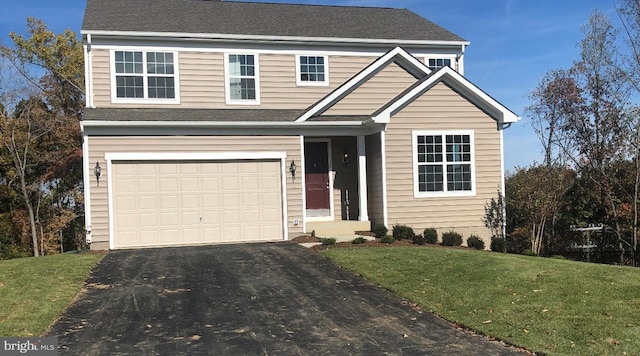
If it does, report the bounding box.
[110,49,180,104]
[225,53,261,105]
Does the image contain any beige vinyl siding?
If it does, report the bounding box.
[180,52,225,107]
[91,49,111,107]
[366,132,384,225]
[324,62,416,116]
[91,50,379,110]
[87,135,302,250]
[384,82,501,247]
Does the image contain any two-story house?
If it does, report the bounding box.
[81,0,519,250]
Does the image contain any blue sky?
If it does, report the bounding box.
[0,0,618,172]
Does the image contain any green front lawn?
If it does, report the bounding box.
[0,252,105,336]
[321,246,640,355]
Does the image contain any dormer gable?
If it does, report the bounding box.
[297,47,430,122]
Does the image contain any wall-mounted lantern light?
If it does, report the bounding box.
[94,162,101,187]
[342,149,349,164]
[289,160,297,182]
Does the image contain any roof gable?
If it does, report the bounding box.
[297,47,430,122]
[372,66,520,124]
[82,0,467,44]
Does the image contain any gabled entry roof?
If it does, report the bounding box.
[298,47,520,125]
[296,47,430,122]
[372,66,520,124]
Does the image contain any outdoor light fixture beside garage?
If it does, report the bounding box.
[94,162,101,187]
[289,160,297,182]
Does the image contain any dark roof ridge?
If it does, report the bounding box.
[222,0,402,11]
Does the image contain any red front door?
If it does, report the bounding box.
[305,141,330,210]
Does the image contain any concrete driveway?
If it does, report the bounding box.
[48,243,524,355]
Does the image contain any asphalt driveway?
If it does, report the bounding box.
[48,243,524,355]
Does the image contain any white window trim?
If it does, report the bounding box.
[424,55,457,72]
[109,49,180,104]
[295,54,329,87]
[412,130,476,198]
[224,53,261,105]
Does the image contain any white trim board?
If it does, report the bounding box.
[104,151,285,161]
[300,135,307,233]
[380,130,389,227]
[90,43,462,62]
[82,30,470,47]
[81,125,385,139]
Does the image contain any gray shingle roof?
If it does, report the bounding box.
[82,0,466,42]
[82,108,304,122]
[82,108,372,124]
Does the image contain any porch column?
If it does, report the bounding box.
[357,135,369,221]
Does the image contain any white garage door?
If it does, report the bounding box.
[112,160,283,249]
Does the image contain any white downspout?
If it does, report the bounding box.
[84,34,95,108]
[499,122,510,240]
[82,130,92,245]
[456,44,466,75]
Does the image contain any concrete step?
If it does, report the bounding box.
[306,220,370,237]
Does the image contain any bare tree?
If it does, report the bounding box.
[526,69,579,167]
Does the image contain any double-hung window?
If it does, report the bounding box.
[296,55,328,86]
[226,54,260,104]
[413,131,475,197]
[112,50,178,103]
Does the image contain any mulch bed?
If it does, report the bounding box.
[289,235,322,243]
[289,234,485,252]
[310,238,412,251]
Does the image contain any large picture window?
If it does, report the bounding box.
[413,131,475,197]
[226,54,260,104]
[112,50,178,102]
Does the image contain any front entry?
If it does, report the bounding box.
[305,141,330,216]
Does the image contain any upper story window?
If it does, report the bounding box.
[112,50,179,103]
[413,130,475,197]
[296,55,328,86]
[225,53,260,105]
[427,58,452,71]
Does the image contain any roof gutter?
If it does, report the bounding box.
[80,30,470,47]
[80,120,373,129]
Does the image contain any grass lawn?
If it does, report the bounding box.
[0,252,105,336]
[321,246,640,356]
